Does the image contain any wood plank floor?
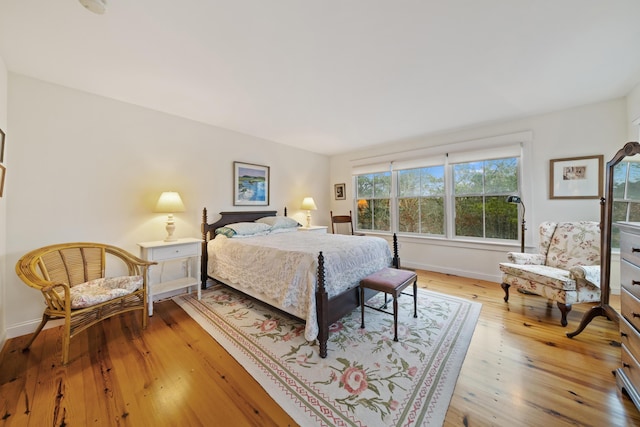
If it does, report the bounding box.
[1,270,639,426]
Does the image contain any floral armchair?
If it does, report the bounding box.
[499,221,601,326]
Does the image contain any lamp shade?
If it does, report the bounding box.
[155,192,185,213]
[506,195,522,204]
[301,197,317,211]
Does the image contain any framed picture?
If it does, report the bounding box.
[0,164,5,197]
[549,155,603,199]
[334,183,346,200]
[233,161,270,206]
[0,127,5,163]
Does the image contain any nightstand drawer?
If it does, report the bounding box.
[151,243,199,261]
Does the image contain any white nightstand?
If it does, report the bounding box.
[138,237,202,316]
[297,225,328,233]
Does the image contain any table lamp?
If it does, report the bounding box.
[155,191,186,241]
[301,197,317,228]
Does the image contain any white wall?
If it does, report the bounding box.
[330,98,628,284]
[628,80,640,138]
[0,57,8,349]
[5,74,330,338]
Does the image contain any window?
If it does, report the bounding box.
[352,138,525,245]
[612,160,640,247]
[397,166,445,235]
[452,157,519,240]
[356,172,391,231]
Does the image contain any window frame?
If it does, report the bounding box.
[351,132,531,247]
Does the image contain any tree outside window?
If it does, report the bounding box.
[356,172,391,231]
[453,157,519,240]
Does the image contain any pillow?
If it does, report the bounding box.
[215,227,236,238]
[225,222,271,236]
[256,215,300,230]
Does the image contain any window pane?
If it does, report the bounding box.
[373,173,391,197]
[484,158,518,194]
[454,162,483,194]
[398,170,420,197]
[613,163,628,199]
[357,199,372,230]
[485,196,515,239]
[628,163,640,199]
[422,166,445,196]
[398,198,420,232]
[420,197,445,235]
[629,202,640,221]
[455,196,483,237]
[372,199,391,231]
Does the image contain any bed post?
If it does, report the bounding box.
[201,207,208,289]
[392,233,400,268]
[316,251,329,358]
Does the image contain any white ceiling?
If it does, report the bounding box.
[1,1,640,156]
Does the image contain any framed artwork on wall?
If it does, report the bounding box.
[233,161,270,206]
[334,183,346,200]
[0,127,5,163]
[549,155,603,199]
[0,164,5,197]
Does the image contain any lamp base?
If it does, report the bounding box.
[165,216,177,242]
[306,211,312,228]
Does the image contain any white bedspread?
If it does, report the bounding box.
[207,232,392,341]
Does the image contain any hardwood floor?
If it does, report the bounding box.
[1,271,639,426]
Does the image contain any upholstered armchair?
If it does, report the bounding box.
[499,221,601,326]
[16,242,156,364]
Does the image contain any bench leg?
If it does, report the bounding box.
[393,294,399,342]
[413,279,417,318]
[360,286,365,329]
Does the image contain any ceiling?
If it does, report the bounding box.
[1,1,640,156]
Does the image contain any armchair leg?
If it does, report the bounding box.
[557,302,572,327]
[23,313,50,352]
[501,283,510,302]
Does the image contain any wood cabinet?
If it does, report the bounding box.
[616,222,640,410]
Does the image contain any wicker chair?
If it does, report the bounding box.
[15,242,156,364]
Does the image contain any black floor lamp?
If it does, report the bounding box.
[506,195,526,252]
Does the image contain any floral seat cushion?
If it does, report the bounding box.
[58,275,144,309]
[499,263,575,291]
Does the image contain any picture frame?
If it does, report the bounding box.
[0,164,5,197]
[233,161,270,206]
[0,127,5,163]
[549,155,604,199]
[334,183,346,200]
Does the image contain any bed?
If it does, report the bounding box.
[200,208,399,358]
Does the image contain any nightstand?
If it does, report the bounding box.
[138,237,202,316]
[297,225,328,233]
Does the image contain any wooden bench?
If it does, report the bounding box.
[360,267,418,341]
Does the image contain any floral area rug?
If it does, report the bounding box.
[174,283,481,426]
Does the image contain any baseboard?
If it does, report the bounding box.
[6,318,62,339]
[401,261,501,284]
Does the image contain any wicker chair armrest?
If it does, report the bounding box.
[506,252,546,265]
